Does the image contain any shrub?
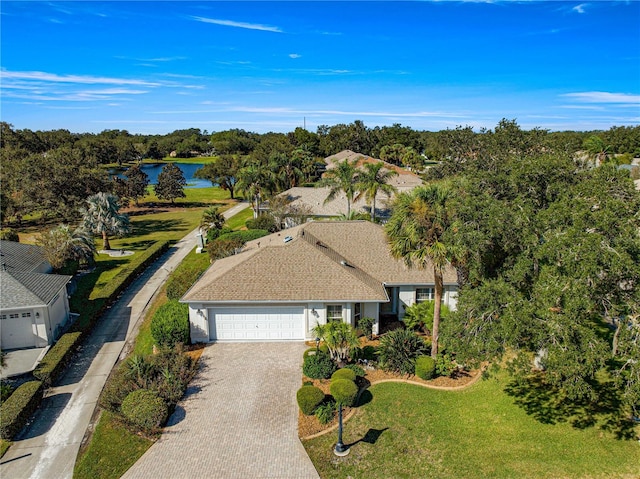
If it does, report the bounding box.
[303,344,329,360]
[206,237,244,260]
[245,215,277,232]
[296,386,325,415]
[352,345,377,362]
[121,389,168,430]
[377,329,428,375]
[331,368,357,382]
[0,229,19,242]
[314,401,336,425]
[206,226,232,242]
[415,356,437,380]
[33,331,82,386]
[151,300,189,347]
[302,352,336,379]
[100,362,139,413]
[344,364,366,377]
[166,267,205,300]
[436,353,458,377]
[312,321,359,363]
[357,316,375,339]
[1,381,13,402]
[0,381,43,439]
[330,379,358,407]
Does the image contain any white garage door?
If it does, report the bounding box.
[208,306,305,341]
[1,315,35,349]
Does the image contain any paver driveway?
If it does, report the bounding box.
[122,342,320,479]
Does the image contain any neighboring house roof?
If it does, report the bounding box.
[0,240,51,273]
[182,221,457,304]
[324,150,423,192]
[273,186,393,218]
[1,271,71,309]
[0,241,70,309]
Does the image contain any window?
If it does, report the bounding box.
[22,312,32,318]
[0,315,6,320]
[354,303,361,323]
[9,313,19,319]
[327,305,343,322]
[416,288,435,303]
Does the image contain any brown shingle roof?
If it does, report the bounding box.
[182,221,457,304]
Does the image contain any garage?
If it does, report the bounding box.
[1,313,35,349]
[208,306,305,341]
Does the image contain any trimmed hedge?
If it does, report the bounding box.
[166,266,205,300]
[303,344,329,360]
[344,364,366,377]
[296,385,325,415]
[33,331,82,385]
[121,389,168,430]
[0,381,43,439]
[216,229,269,243]
[415,355,437,380]
[331,368,357,382]
[329,379,358,407]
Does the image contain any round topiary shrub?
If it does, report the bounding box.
[303,344,330,360]
[296,385,325,415]
[121,389,168,430]
[329,379,358,407]
[344,364,366,377]
[415,355,437,380]
[151,300,189,347]
[303,352,336,379]
[331,368,357,382]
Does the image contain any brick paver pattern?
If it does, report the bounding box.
[122,342,320,479]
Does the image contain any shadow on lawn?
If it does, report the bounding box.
[504,373,636,440]
[346,427,389,448]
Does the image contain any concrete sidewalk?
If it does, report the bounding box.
[0,202,249,479]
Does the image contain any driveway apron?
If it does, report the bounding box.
[121,342,319,479]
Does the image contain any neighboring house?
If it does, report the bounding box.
[324,149,424,193]
[182,221,457,342]
[264,150,423,222]
[0,240,72,350]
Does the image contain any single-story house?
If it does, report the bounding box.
[262,150,424,223]
[0,240,72,350]
[182,221,457,342]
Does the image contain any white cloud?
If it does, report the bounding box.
[562,91,640,104]
[289,53,302,59]
[191,16,282,33]
[572,3,587,14]
[0,69,160,86]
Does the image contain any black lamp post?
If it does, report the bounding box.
[315,336,320,353]
[334,403,349,456]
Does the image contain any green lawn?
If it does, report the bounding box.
[143,185,233,206]
[304,377,640,479]
[225,207,253,230]
[73,411,153,479]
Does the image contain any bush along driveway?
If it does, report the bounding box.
[121,342,319,479]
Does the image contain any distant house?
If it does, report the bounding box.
[182,221,458,342]
[264,150,424,223]
[0,241,72,350]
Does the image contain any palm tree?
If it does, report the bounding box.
[81,192,131,250]
[235,164,275,218]
[355,162,398,222]
[199,206,225,236]
[385,184,457,358]
[38,224,97,270]
[317,158,359,218]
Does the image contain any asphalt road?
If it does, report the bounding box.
[0,201,249,479]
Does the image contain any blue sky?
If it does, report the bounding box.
[1,1,639,134]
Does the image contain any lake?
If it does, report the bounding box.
[111,163,212,189]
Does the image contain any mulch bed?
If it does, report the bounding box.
[298,338,482,439]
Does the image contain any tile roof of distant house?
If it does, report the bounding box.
[324,150,423,192]
[182,221,456,304]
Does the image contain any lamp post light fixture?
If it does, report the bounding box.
[315,336,320,353]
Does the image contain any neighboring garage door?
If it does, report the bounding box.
[208,306,305,341]
[1,314,35,349]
